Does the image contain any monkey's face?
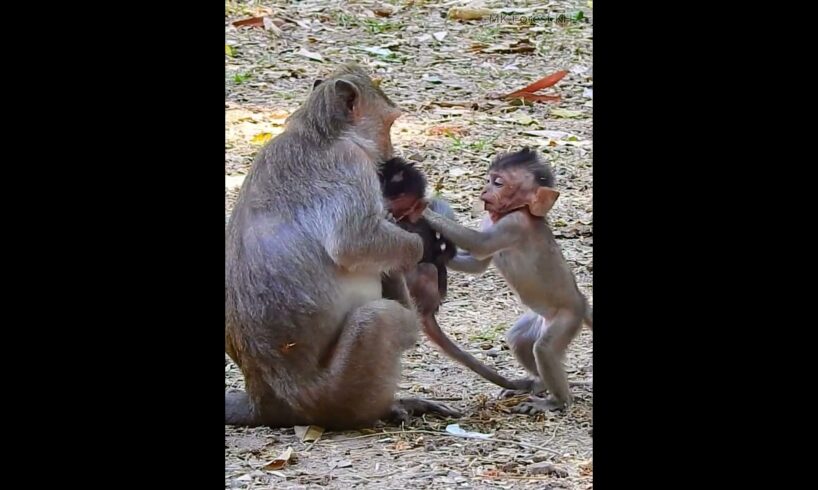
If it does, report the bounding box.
[481,169,526,214]
[481,168,559,218]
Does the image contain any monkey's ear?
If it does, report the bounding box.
[529,187,559,217]
[334,79,359,113]
[312,79,323,90]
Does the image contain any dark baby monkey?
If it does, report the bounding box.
[225,64,460,429]
[422,148,592,413]
[378,157,521,389]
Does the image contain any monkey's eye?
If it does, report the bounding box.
[492,177,504,187]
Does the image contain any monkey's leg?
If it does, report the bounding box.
[381,272,413,309]
[314,299,459,429]
[513,312,582,414]
[499,311,547,398]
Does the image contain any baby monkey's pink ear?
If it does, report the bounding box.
[529,187,559,217]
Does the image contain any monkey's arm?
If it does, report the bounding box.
[423,209,522,260]
[448,251,491,274]
[327,216,423,271]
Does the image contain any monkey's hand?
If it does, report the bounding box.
[512,395,568,414]
[389,398,462,422]
[327,217,423,272]
[405,198,428,224]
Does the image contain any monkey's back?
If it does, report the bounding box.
[225,139,385,381]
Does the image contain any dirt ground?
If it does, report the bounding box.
[225,1,592,488]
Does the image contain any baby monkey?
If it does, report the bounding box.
[379,157,522,390]
[421,148,592,413]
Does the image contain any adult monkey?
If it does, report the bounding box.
[225,64,460,429]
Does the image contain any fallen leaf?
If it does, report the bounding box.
[297,48,324,62]
[427,124,468,137]
[251,133,273,145]
[232,16,264,28]
[503,70,568,99]
[294,425,324,442]
[513,114,537,126]
[373,5,395,17]
[474,39,535,54]
[449,167,469,177]
[433,31,448,41]
[361,46,395,58]
[448,7,494,21]
[225,45,234,57]
[334,460,353,468]
[550,108,583,118]
[394,440,412,451]
[416,34,433,43]
[264,447,295,471]
[583,87,593,98]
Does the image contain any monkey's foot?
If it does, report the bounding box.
[387,398,461,424]
[498,378,545,399]
[512,395,567,414]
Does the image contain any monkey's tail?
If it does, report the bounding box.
[225,390,263,427]
[421,315,519,390]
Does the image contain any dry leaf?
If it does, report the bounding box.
[513,114,537,126]
[264,447,295,471]
[251,133,273,145]
[475,40,535,55]
[448,7,493,21]
[297,48,324,62]
[373,4,395,17]
[502,70,568,100]
[394,440,412,451]
[294,425,324,442]
[427,124,468,137]
[433,31,448,42]
[550,108,583,118]
[232,16,265,28]
[225,45,234,57]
